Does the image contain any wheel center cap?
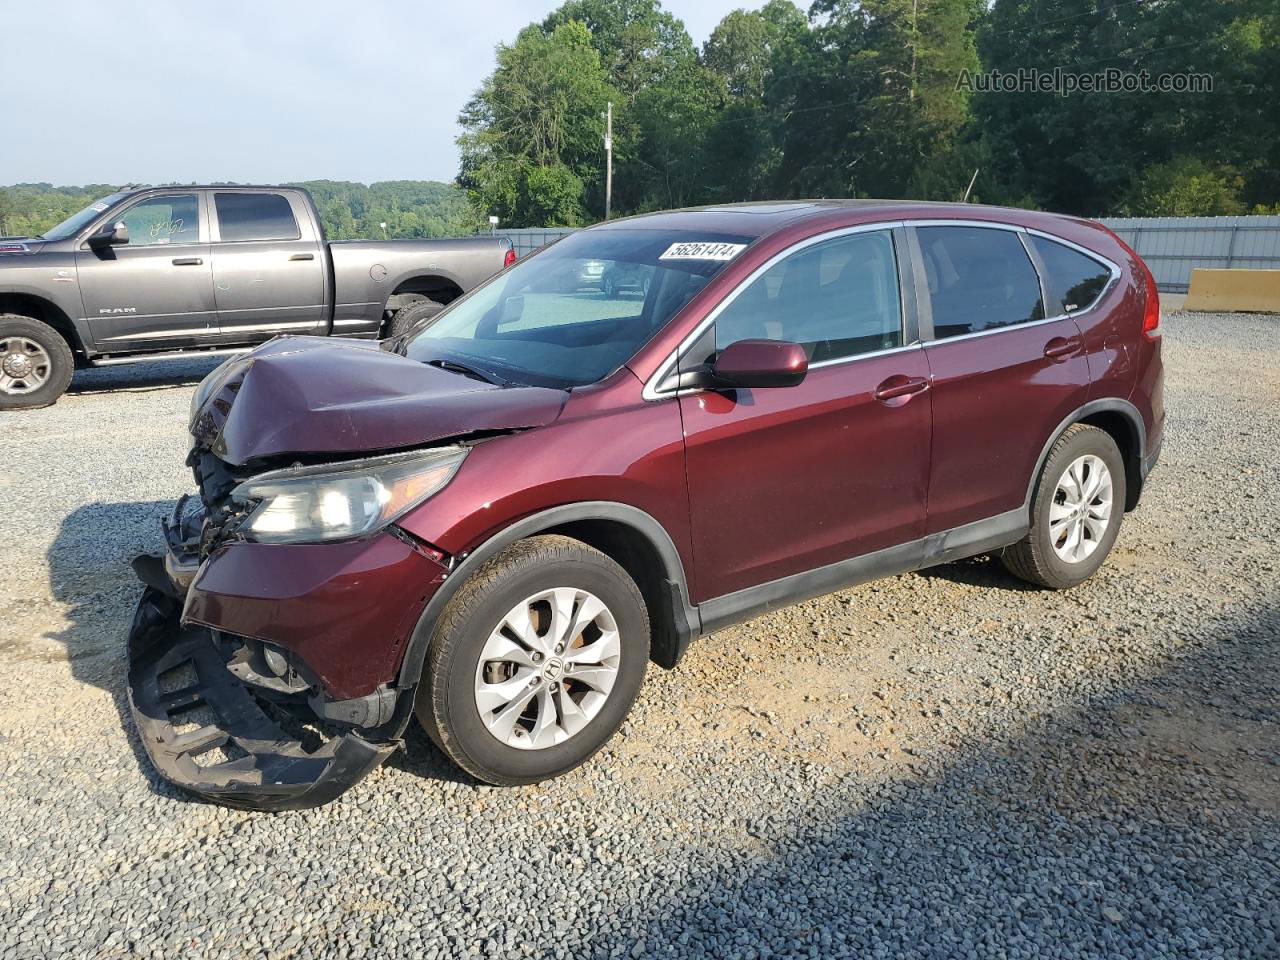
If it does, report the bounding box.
[542,658,564,682]
[2,353,31,378]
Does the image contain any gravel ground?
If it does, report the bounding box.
[0,312,1277,960]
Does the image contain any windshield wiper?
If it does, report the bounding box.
[425,358,506,386]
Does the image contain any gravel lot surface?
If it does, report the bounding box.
[1,312,1277,959]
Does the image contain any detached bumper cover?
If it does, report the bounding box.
[128,588,400,811]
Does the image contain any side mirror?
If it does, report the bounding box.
[712,339,808,389]
[499,295,524,324]
[88,221,129,248]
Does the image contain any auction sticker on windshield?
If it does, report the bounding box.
[659,241,747,261]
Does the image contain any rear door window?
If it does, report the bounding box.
[214,192,300,242]
[1029,235,1113,314]
[714,230,903,363]
[917,226,1045,339]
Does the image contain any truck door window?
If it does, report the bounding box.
[116,194,201,246]
[214,192,301,242]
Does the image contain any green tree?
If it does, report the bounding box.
[457,21,618,225]
[697,2,806,203]
[542,0,697,98]
[1123,158,1246,216]
[976,0,1277,214]
[773,0,981,200]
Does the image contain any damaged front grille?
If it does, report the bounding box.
[184,450,252,559]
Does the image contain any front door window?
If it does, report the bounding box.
[116,194,201,246]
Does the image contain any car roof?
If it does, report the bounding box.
[119,184,308,194]
[592,199,1095,241]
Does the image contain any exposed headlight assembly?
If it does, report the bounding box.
[231,446,467,544]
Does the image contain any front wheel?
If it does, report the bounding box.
[1002,424,1126,589]
[0,314,75,410]
[417,535,649,785]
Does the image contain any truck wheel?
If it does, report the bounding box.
[1001,424,1126,589]
[417,535,649,785]
[386,299,443,339]
[0,314,75,411]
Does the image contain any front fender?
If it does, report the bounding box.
[393,501,699,690]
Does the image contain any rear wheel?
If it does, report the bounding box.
[417,535,649,785]
[0,314,74,410]
[386,298,444,338]
[1002,424,1126,589]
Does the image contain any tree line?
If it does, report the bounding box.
[5,1,1275,237]
[0,180,479,241]
[457,0,1280,226]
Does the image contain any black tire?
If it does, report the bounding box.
[386,298,444,338]
[416,535,650,785]
[1002,424,1127,589]
[0,314,75,411]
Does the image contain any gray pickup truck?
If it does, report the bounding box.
[0,185,513,409]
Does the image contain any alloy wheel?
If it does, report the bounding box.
[474,587,621,750]
[1049,454,1114,563]
[0,337,52,396]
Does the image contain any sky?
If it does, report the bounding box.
[2,0,754,188]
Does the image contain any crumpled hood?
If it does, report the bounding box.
[190,337,567,466]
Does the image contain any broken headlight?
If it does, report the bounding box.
[230,447,467,544]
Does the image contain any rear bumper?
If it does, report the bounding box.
[128,589,404,810]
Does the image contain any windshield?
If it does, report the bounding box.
[39,193,129,241]
[402,228,755,388]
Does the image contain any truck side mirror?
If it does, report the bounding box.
[88,221,129,249]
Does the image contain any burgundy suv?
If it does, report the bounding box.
[129,201,1164,809]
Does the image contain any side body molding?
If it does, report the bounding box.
[394,502,700,689]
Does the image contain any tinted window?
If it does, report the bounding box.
[214,192,300,242]
[918,226,1045,339]
[403,228,752,388]
[118,194,200,246]
[1030,235,1112,314]
[715,230,902,363]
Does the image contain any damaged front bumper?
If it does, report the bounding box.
[128,590,402,810]
[125,498,443,811]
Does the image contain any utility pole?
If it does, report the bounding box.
[604,101,613,221]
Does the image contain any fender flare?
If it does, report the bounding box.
[1023,397,1146,513]
[394,501,699,690]
[0,286,90,354]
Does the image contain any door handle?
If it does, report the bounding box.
[289,253,315,261]
[874,375,930,403]
[1043,336,1081,360]
[171,257,203,266]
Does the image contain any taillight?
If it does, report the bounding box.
[503,247,517,269]
[1139,258,1160,339]
[1104,225,1161,340]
